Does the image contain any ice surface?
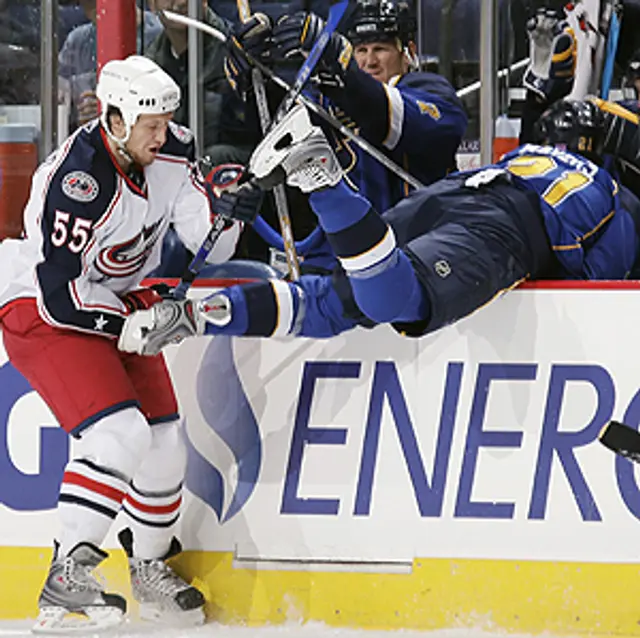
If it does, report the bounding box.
[0,622,547,638]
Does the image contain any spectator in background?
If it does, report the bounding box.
[146,0,256,165]
[58,0,162,129]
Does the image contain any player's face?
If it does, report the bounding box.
[126,113,173,166]
[353,41,407,83]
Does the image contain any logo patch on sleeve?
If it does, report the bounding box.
[61,171,100,202]
[417,101,441,120]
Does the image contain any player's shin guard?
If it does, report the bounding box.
[121,419,205,625]
[123,420,185,559]
[57,407,153,555]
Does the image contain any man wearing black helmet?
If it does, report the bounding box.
[222,0,468,273]
[117,99,640,353]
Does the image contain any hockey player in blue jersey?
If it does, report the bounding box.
[118,98,640,355]
[223,0,467,272]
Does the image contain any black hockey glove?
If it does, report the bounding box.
[203,164,265,225]
[224,13,273,98]
[272,12,354,86]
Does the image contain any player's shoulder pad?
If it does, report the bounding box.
[399,72,460,103]
[161,121,197,162]
[45,124,118,222]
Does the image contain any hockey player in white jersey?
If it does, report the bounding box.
[0,55,241,633]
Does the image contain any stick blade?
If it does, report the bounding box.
[599,420,640,463]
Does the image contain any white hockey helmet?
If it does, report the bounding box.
[96,55,181,144]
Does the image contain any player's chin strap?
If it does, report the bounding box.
[100,109,136,164]
[102,122,136,164]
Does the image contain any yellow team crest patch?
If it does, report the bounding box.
[417,101,441,120]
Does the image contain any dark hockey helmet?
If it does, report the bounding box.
[346,0,417,48]
[534,99,605,161]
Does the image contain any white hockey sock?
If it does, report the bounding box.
[57,408,152,556]
[58,459,129,555]
[123,420,187,559]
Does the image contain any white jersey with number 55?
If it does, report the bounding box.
[0,120,240,338]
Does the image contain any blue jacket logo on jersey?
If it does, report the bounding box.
[184,336,262,522]
[96,219,163,277]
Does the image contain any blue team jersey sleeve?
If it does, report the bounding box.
[36,146,127,337]
[382,73,468,155]
[333,69,467,156]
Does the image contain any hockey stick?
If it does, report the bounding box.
[161,10,424,190]
[598,420,640,463]
[173,214,227,300]
[455,57,530,98]
[236,0,301,280]
[599,1,622,99]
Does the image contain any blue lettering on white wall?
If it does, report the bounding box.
[354,361,463,516]
[0,362,68,510]
[455,363,536,519]
[528,365,613,521]
[280,361,360,515]
[283,359,639,522]
[613,389,640,517]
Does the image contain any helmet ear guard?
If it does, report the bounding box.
[96,55,181,145]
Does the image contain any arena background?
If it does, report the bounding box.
[3,1,640,634]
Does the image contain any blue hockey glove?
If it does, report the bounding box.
[224,13,273,98]
[523,8,576,103]
[272,12,354,85]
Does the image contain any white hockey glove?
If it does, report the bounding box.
[523,8,576,102]
[118,299,205,356]
[249,104,343,193]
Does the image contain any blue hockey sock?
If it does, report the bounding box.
[310,180,395,275]
[309,179,372,233]
[349,249,430,325]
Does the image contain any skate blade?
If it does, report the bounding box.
[32,605,125,634]
[138,603,205,627]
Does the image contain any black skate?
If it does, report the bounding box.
[118,527,205,626]
[32,541,126,634]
